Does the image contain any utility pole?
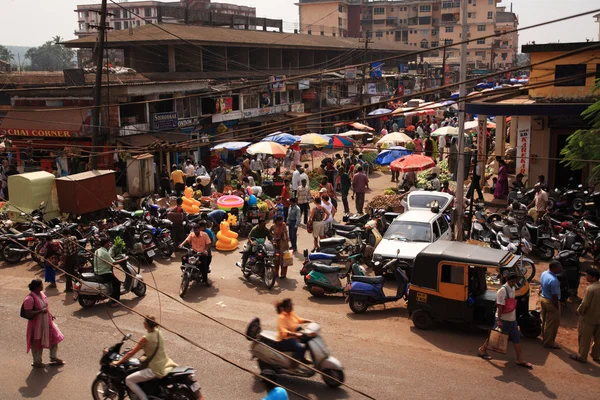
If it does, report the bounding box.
[358,31,371,119]
[454,0,469,240]
[440,39,448,88]
[90,0,108,170]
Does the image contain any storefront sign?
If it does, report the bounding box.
[290,103,305,113]
[216,97,233,114]
[152,112,178,131]
[477,118,486,162]
[345,67,357,80]
[298,80,310,90]
[178,117,200,128]
[270,75,286,92]
[367,83,377,95]
[302,90,317,101]
[516,116,531,177]
[243,108,260,119]
[371,62,383,79]
[1,128,77,137]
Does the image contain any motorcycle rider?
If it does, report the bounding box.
[93,236,121,308]
[275,298,312,367]
[179,222,212,286]
[241,218,272,269]
[111,316,184,400]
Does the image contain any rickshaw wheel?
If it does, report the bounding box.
[412,310,433,330]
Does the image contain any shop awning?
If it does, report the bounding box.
[0,108,92,138]
[116,132,192,148]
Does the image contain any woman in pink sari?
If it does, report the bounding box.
[23,279,65,368]
[494,159,509,199]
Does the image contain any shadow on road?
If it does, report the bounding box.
[489,360,558,398]
[18,366,62,398]
[345,303,409,321]
[179,284,220,304]
[250,373,350,400]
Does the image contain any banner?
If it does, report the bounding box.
[477,118,486,163]
[270,75,286,92]
[216,97,233,114]
[345,67,357,80]
[152,112,178,131]
[516,116,531,177]
[371,62,383,79]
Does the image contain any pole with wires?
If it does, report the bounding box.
[454,0,469,240]
[90,0,108,170]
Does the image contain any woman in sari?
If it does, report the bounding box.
[494,159,509,199]
[270,216,290,279]
[23,279,65,368]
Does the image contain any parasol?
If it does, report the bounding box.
[390,154,436,172]
[246,141,288,157]
[327,135,355,149]
[350,122,375,132]
[377,131,413,145]
[431,126,458,137]
[300,133,330,147]
[368,108,392,116]
[337,130,371,137]
[262,132,300,145]
[374,147,411,166]
[211,141,251,151]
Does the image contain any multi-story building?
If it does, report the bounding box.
[296,0,363,38]
[595,13,600,41]
[493,6,518,69]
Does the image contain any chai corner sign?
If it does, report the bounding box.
[0,128,79,137]
[516,116,532,177]
[152,112,178,131]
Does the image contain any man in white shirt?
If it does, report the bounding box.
[430,121,438,132]
[438,134,447,160]
[299,168,309,190]
[291,164,302,193]
[195,162,207,177]
[250,156,263,183]
[184,160,196,187]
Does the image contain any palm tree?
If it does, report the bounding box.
[0,45,14,62]
[53,36,63,45]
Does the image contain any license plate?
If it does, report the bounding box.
[190,382,201,392]
[483,237,490,242]
[252,219,259,224]
[146,250,155,257]
[509,228,518,233]
[73,290,79,300]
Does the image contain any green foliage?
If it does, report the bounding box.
[25,39,75,71]
[0,45,14,62]
[111,236,126,257]
[560,81,600,178]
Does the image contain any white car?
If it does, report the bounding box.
[372,209,453,273]
[404,191,454,213]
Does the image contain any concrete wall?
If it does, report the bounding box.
[299,2,346,36]
[528,117,550,186]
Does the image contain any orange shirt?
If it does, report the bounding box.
[185,231,211,253]
[171,169,185,185]
[277,311,305,341]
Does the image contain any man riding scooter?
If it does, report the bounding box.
[179,222,212,287]
[93,236,122,308]
[241,219,272,269]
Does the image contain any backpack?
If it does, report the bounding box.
[20,295,36,320]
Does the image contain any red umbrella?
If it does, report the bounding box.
[329,135,355,148]
[390,154,436,172]
[406,125,416,131]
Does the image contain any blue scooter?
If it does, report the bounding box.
[344,258,410,314]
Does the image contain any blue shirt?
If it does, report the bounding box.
[262,387,288,400]
[540,270,560,300]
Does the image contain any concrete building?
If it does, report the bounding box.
[595,13,600,41]
[494,6,518,69]
[296,0,363,38]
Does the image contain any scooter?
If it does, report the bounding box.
[73,256,146,308]
[304,253,365,297]
[245,318,345,388]
[344,257,410,314]
[522,221,557,260]
[179,248,211,298]
[91,334,202,400]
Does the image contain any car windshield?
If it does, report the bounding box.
[409,194,450,210]
[384,221,431,242]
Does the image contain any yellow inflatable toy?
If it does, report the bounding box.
[227,213,238,226]
[181,186,201,214]
[216,221,239,251]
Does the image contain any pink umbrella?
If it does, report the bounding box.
[390,154,436,172]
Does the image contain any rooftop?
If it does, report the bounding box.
[522,41,600,53]
[496,11,517,24]
[63,23,414,52]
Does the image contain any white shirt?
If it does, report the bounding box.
[196,165,207,176]
[430,123,438,131]
[299,172,309,187]
[291,170,301,190]
[475,164,481,176]
[495,284,516,321]
[439,135,446,148]
[323,201,334,223]
[416,126,424,137]
[250,159,263,171]
[185,165,196,177]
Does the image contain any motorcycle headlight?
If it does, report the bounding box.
[373,254,383,261]
[266,251,274,256]
[188,257,197,265]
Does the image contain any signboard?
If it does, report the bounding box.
[152,112,178,131]
[270,75,286,92]
[302,90,317,101]
[371,62,383,79]
[178,117,200,128]
[298,79,310,90]
[477,118,486,163]
[0,128,78,138]
[216,97,233,114]
[345,67,357,80]
[290,103,305,113]
[397,84,405,96]
[367,83,377,95]
[399,64,409,74]
[516,116,531,177]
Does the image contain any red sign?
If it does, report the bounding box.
[216,97,233,114]
[302,90,317,101]
[397,85,405,96]
[1,128,77,137]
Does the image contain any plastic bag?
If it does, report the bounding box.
[283,251,293,266]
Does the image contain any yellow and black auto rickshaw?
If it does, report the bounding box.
[407,241,542,338]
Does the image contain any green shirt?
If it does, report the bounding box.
[94,247,114,276]
[249,225,272,241]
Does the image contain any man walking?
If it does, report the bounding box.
[184,160,196,188]
[159,165,171,198]
[170,164,186,197]
[570,268,600,363]
[477,272,533,369]
[211,160,227,194]
[291,164,302,195]
[296,179,311,225]
[62,232,80,292]
[540,260,562,349]
[339,167,351,214]
[466,153,484,201]
[352,166,369,214]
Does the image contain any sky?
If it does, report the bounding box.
[0,0,598,47]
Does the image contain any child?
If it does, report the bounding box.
[491,177,498,193]
[274,196,285,220]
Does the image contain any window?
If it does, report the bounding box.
[477,38,485,44]
[445,39,454,45]
[477,25,486,32]
[113,9,120,19]
[438,217,449,235]
[144,8,152,17]
[555,64,587,86]
[432,29,439,36]
[501,52,508,60]
[445,26,454,33]
[338,4,343,12]
[114,21,122,30]
[374,19,385,25]
[391,7,394,12]
[339,17,343,26]
[441,265,465,285]
[431,41,439,47]
[374,7,385,15]
[376,31,383,38]
[596,64,600,80]
[432,220,440,240]
[488,0,494,4]
[468,12,476,18]
[419,16,431,25]
[475,51,486,58]
[421,29,429,36]
[419,5,431,12]
[243,94,258,110]
[420,40,429,48]
[137,20,140,26]
[488,11,494,19]
[123,21,128,29]
[176,96,200,118]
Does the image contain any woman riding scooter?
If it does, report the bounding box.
[275,299,312,367]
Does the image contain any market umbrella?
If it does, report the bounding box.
[392,106,415,115]
[350,122,375,132]
[262,132,299,145]
[487,122,496,129]
[431,126,458,137]
[211,141,251,151]
[406,125,416,131]
[327,135,355,149]
[246,141,288,157]
[374,146,411,166]
[464,120,479,130]
[390,154,436,172]
[368,108,392,116]
[377,131,413,145]
[338,130,371,137]
[300,133,330,147]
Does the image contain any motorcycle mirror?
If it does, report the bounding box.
[124,333,132,340]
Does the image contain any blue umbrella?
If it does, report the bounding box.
[211,141,251,151]
[262,132,299,145]
[368,108,392,116]
[449,91,460,99]
[375,147,412,166]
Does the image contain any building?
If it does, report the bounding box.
[0,59,10,73]
[595,13,600,41]
[296,0,363,38]
[493,6,518,69]
[466,41,600,189]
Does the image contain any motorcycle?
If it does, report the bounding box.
[73,255,146,308]
[0,229,37,264]
[179,248,211,298]
[144,211,176,258]
[522,221,557,260]
[107,218,157,264]
[245,318,344,388]
[304,253,365,297]
[91,333,202,400]
[555,250,581,305]
[470,208,502,245]
[236,238,277,289]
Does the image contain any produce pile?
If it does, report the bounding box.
[308,170,326,190]
[383,187,399,195]
[416,158,451,188]
[367,194,404,210]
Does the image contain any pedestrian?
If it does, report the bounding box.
[308,197,329,251]
[296,179,311,225]
[477,272,533,369]
[424,135,433,157]
[570,268,600,363]
[270,216,290,279]
[281,179,291,220]
[528,183,549,217]
[380,126,388,136]
[261,370,288,400]
[494,159,509,200]
[299,167,309,188]
[540,260,562,349]
[242,155,251,177]
[159,165,171,198]
[321,192,336,234]
[40,239,62,289]
[467,155,484,201]
[291,164,302,194]
[449,138,459,180]
[274,196,285,220]
[438,134,446,161]
[62,232,79,293]
[211,160,227,194]
[352,166,369,214]
[251,156,263,184]
[170,164,186,197]
[319,176,337,209]
[287,198,300,252]
[429,172,441,192]
[339,166,351,214]
[184,160,196,188]
[22,279,65,368]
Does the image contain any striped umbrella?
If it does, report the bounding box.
[327,135,355,149]
[390,154,436,172]
[246,141,288,157]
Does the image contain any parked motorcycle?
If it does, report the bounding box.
[73,255,146,308]
[0,229,37,264]
[304,253,365,297]
[179,248,211,298]
[91,334,202,400]
[246,318,344,388]
[522,221,557,260]
[107,218,157,264]
[236,238,277,289]
[144,210,175,258]
[555,250,581,305]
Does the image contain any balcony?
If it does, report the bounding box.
[441,1,461,9]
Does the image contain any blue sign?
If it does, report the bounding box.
[371,62,383,79]
[399,64,409,73]
[152,112,178,131]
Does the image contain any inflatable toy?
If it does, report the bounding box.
[182,186,201,214]
[216,221,239,251]
[217,195,244,211]
[227,213,238,226]
[247,194,257,206]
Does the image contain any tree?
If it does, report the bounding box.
[25,38,75,71]
[560,81,600,181]
[0,45,14,63]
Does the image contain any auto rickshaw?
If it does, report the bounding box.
[407,241,542,339]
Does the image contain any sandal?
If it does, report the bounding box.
[477,352,492,360]
[569,354,586,363]
[516,362,533,369]
[50,358,65,366]
[544,344,561,349]
[31,362,46,368]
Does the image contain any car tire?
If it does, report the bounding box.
[412,310,434,330]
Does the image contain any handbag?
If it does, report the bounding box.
[307,221,313,234]
[140,332,161,369]
[501,286,517,313]
[20,295,36,320]
[488,328,509,354]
